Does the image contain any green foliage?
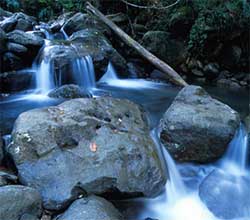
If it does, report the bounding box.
[188,0,250,57]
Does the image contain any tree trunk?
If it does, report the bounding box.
[86,2,188,87]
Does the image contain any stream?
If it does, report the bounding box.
[0,25,249,220]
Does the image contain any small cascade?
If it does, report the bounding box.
[35,58,55,94]
[144,129,216,220]
[220,124,249,175]
[60,27,69,40]
[99,62,118,82]
[72,55,96,89]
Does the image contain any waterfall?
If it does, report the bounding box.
[220,124,249,175]
[99,62,118,82]
[72,56,96,89]
[60,27,69,40]
[35,58,55,94]
[145,129,216,220]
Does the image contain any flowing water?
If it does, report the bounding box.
[0,25,249,220]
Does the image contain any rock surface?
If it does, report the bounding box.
[54,195,123,220]
[0,138,3,164]
[0,185,42,220]
[9,97,165,210]
[48,84,91,99]
[199,170,250,219]
[69,28,127,77]
[7,30,44,47]
[160,85,240,163]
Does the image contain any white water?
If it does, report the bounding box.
[99,62,166,90]
[61,27,69,40]
[220,124,249,175]
[72,56,96,89]
[139,129,216,220]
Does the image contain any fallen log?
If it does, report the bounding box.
[86,2,188,87]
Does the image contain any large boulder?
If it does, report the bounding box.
[8,97,165,210]
[54,195,123,220]
[0,16,17,32]
[0,185,42,220]
[0,70,33,92]
[142,31,186,67]
[13,12,36,32]
[63,12,109,36]
[70,28,127,77]
[7,30,44,48]
[48,84,91,99]
[199,170,250,219]
[160,85,240,163]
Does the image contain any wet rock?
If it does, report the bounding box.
[7,42,28,54]
[49,12,74,33]
[13,12,36,32]
[0,169,18,186]
[0,7,13,18]
[9,97,165,210]
[0,27,7,53]
[191,69,204,77]
[48,84,91,99]
[203,63,220,80]
[199,170,250,219]
[142,31,186,67]
[0,16,17,32]
[0,138,3,164]
[160,85,240,163]
[0,185,42,220]
[2,52,23,71]
[221,45,242,68]
[70,29,127,77]
[0,70,33,92]
[54,195,124,220]
[7,30,44,48]
[63,12,109,36]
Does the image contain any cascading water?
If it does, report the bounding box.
[220,124,249,175]
[72,56,96,89]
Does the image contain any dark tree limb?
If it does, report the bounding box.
[86,2,187,87]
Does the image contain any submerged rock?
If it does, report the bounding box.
[48,84,91,99]
[0,185,42,220]
[160,85,240,163]
[9,97,165,210]
[54,195,123,220]
[199,170,250,219]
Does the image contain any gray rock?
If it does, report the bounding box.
[7,42,28,54]
[2,52,23,71]
[0,169,18,186]
[0,138,3,164]
[69,29,127,77]
[142,31,186,67]
[48,84,91,99]
[191,69,204,77]
[0,7,13,18]
[199,170,250,219]
[63,12,109,36]
[0,16,17,32]
[0,27,7,53]
[54,196,123,220]
[7,30,44,47]
[160,85,240,163]
[9,97,166,210]
[0,185,42,220]
[203,63,220,80]
[13,12,36,32]
[0,70,33,92]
